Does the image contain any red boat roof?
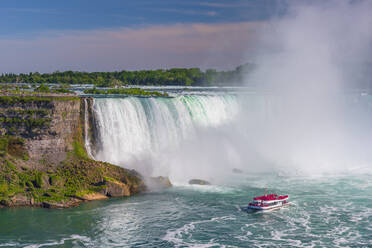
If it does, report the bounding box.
[253,194,288,201]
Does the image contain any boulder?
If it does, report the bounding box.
[0,194,34,207]
[103,180,131,197]
[146,176,172,190]
[232,168,243,174]
[42,198,81,208]
[188,179,211,185]
[0,199,11,207]
[78,192,108,201]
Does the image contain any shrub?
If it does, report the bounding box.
[72,141,89,160]
[0,183,9,196]
[53,88,73,94]
[0,137,8,156]
[49,175,63,187]
[83,87,168,97]
[34,172,43,188]
[34,84,51,93]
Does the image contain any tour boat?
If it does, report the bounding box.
[242,193,289,212]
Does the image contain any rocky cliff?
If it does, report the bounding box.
[0,94,145,208]
[0,95,80,164]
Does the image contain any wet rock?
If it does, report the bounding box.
[0,199,11,207]
[188,179,211,185]
[232,168,243,174]
[0,194,34,207]
[103,180,131,197]
[78,192,108,201]
[11,194,33,206]
[42,198,81,208]
[146,176,172,190]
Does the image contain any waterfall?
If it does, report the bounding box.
[91,95,239,173]
[84,98,93,158]
[89,93,372,180]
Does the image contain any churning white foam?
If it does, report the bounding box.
[163,216,236,248]
[91,95,239,180]
[88,91,372,183]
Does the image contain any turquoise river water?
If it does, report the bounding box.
[0,174,371,247]
[1,91,372,247]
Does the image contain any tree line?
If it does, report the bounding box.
[0,64,255,87]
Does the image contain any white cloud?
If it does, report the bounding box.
[0,22,264,73]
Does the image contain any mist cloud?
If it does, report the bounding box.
[242,0,372,175]
[159,0,372,181]
[250,0,372,90]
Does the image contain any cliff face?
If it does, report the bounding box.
[0,96,80,165]
[0,94,145,208]
[26,98,80,163]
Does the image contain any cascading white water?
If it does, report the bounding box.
[92,95,240,177]
[90,92,372,183]
[84,98,93,158]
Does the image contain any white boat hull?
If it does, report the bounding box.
[242,194,290,212]
[247,202,289,211]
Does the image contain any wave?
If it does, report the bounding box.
[163,216,237,248]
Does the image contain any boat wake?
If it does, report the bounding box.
[163,216,237,248]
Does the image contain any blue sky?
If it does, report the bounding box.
[0,0,288,73]
[0,0,285,36]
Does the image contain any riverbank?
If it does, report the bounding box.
[0,93,145,208]
[0,153,145,208]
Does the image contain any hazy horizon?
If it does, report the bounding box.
[0,0,284,73]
